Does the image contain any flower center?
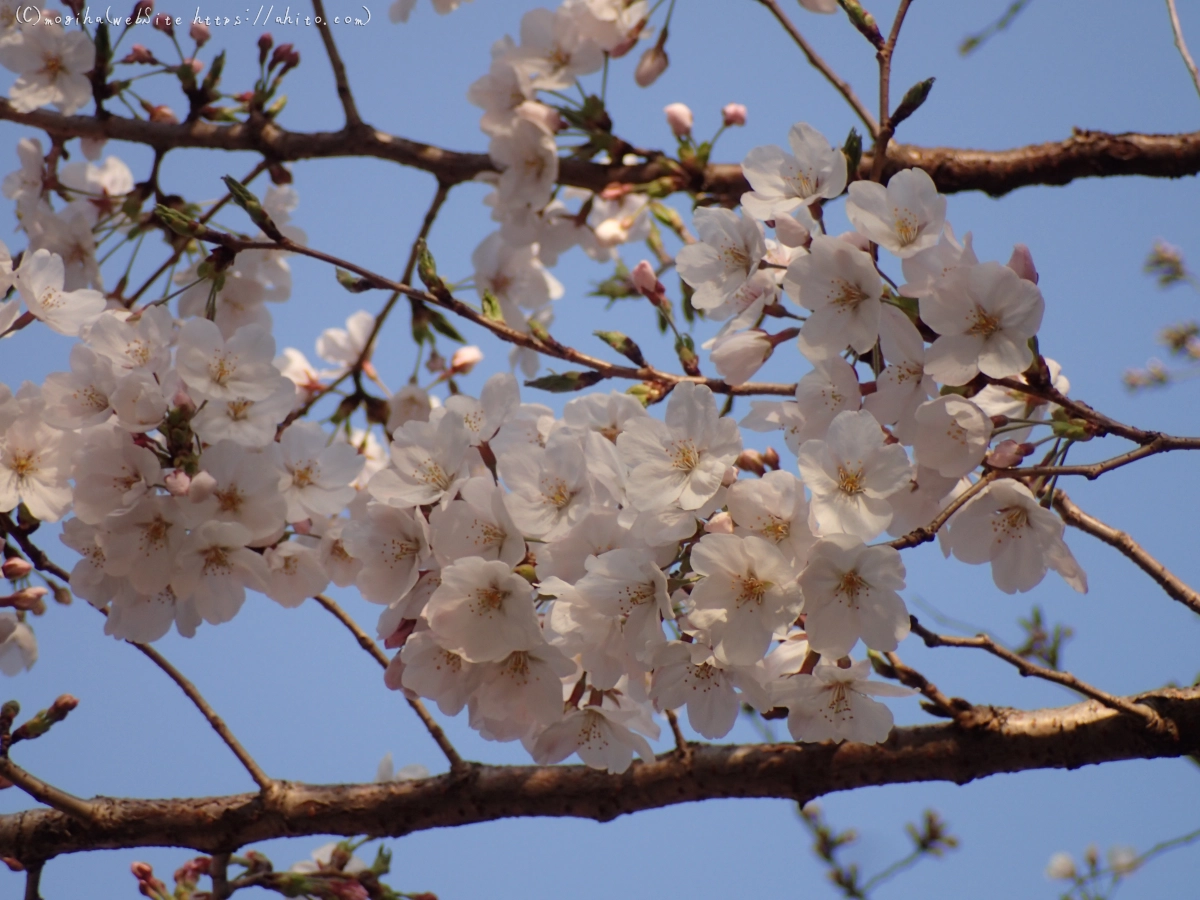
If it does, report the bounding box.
[736,575,770,607]
[966,305,1002,337]
[893,209,919,246]
[201,545,232,575]
[827,682,851,714]
[214,486,244,514]
[837,465,865,495]
[10,451,38,478]
[669,439,700,472]
[834,569,868,603]
[832,279,869,308]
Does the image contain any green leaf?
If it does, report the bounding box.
[890,77,935,129]
[222,175,283,240]
[525,371,607,392]
[842,127,863,178]
[428,309,466,343]
[481,289,504,322]
[415,238,445,293]
[594,330,646,366]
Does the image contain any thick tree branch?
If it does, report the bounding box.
[0,687,1195,862]
[1052,490,1200,616]
[5,102,1200,200]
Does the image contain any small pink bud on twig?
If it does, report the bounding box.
[664,102,693,138]
[634,45,668,87]
[153,12,173,35]
[2,558,32,580]
[705,511,734,534]
[1006,243,1039,284]
[449,345,484,375]
[164,470,191,496]
[722,103,747,127]
[189,21,210,45]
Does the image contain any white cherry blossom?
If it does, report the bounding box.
[531,705,655,774]
[425,557,543,663]
[778,660,913,744]
[371,413,472,509]
[799,534,909,658]
[399,629,482,716]
[921,261,1045,385]
[727,470,816,567]
[796,409,911,540]
[946,480,1087,594]
[0,415,77,521]
[175,319,279,402]
[741,122,848,221]
[676,208,766,311]
[343,503,430,604]
[276,421,364,522]
[0,23,94,114]
[15,248,104,336]
[785,234,883,358]
[173,521,270,626]
[846,167,946,258]
[912,395,993,478]
[429,476,526,567]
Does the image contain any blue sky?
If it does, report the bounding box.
[1,0,1198,896]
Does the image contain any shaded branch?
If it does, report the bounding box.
[311,594,464,771]
[0,516,72,583]
[1,687,1196,861]
[0,758,96,824]
[311,0,363,128]
[1052,490,1200,616]
[908,617,1177,737]
[5,101,1200,199]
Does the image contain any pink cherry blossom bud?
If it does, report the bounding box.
[172,386,196,413]
[122,44,157,64]
[721,465,739,487]
[153,12,173,35]
[634,45,668,87]
[704,511,735,534]
[188,471,217,503]
[608,18,645,58]
[145,103,179,124]
[63,0,84,15]
[132,0,153,20]
[1007,243,1039,284]
[630,260,659,294]
[81,137,106,160]
[516,101,563,134]
[986,439,1031,468]
[664,102,693,138]
[1,587,48,613]
[836,230,873,252]
[449,345,484,375]
[163,470,191,496]
[722,103,747,127]
[189,21,210,45]
[2,558,32,580]
[763,447,780,469]
[292,518,313,535]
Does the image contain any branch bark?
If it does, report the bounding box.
[1,687,1196,863]
[5,101,1200,200]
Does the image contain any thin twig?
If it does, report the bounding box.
[129,642,277,792]
[909,616,1177,737]
[994,434,1200,481]
[185,228,799,397]
[870,0,916,182]
[311,594,465,770]
[1167,0,1200,103]
[753,0,879,136]
[23,861,42,900]
[0,757,96,823]
[210,851,232,900]
[0,515,72,582]
[883,651,969,719]
[1053,490,1200,616]
[885,471,998,550]
[312,0,363,128]
[665,708,691,760]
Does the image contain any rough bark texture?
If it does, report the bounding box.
[2,688,1196,864]
[3,101,1199,199]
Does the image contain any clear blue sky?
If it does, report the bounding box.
[1,1,1198,897]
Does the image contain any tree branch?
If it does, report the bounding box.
[310,594,464,771]
[0,758,96,824]
[908,617,1177,737]
[311,0,363,128]
[1052,490,1200,616]
[1,687,1196,862]
[1167,0,1200,103]
[5,101,1200,199]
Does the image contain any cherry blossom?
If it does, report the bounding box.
[912,395,993,478]
[785,234,883,358]
[846,167,946,258]
[425,557,543,663]
[0,414,77,521]
[343,503,430,605]
[531,705,655,774]
[15,248,104,335]
[921,261,1045,385]
[0,23,94,114]
[0,611,36,675]
[173,521,270,626]
[798,534,909,658]
[741,122,848,221]
[796,409,911,540]
[778,660,914,744]
[676,208,766,312]
[176,319,279,402]
[945,480,1088,594]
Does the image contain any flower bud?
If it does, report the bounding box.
[153,12,173,35]
[722,103,747,127]
[188,471,217,503]
[449,345,484,375]
[164,470,191,496]
[634,45,668,87]
[132,0,153,20]
[663,102,693,138]
[736,449,766,476]
[1006,243,1039,284]
[985,439,1034,469]
[1,558,33,580]
[711,330,773,385]
[630,259,659,295]
[721,465,739,487]
[189,21,211,45]
[704,511,734,534]
[763,447,780,469]
[122,44,157,65]
[1,587,48,613]
[185,58,203,75]
[258,32,273,65]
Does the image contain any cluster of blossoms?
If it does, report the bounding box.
[0,5,1092,775]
